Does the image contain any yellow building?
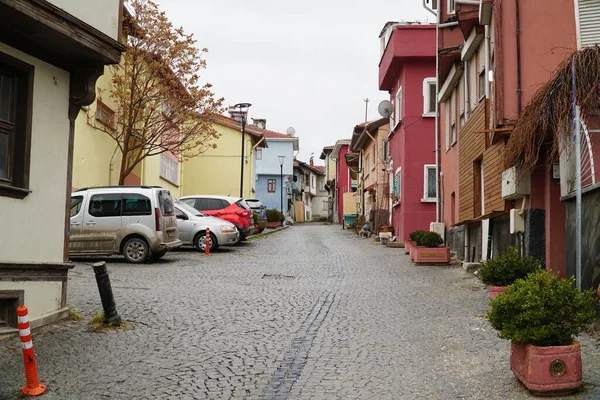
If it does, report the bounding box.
[182,116,266,198]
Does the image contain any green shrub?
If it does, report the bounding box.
[409,230,427,242]
[252,212,259,225]
[415,231,443,248]
[477,246,542,287]
[487,270,596,346]
[266,208,285,222]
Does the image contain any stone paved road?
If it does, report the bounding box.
[1,224,600,399]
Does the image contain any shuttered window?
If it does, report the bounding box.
[160,153,179,185]
[579,0,600,47]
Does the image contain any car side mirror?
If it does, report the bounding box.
[176,214,188,220]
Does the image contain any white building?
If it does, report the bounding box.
[0,0,124,333]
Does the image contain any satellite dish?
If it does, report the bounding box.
[378,100,393,118]
[286,127,296,136]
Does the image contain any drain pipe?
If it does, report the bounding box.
[516,0,522,113]
[435,0,441,223]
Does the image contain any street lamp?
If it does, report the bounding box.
[232,102,252,198]
[278,155,286,213]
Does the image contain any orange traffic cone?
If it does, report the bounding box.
[205,227,211,257]
[17,306,46,396]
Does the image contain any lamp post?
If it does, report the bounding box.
[278,155,286,213]
[233,103,252,198]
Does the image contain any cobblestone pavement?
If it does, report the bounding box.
[1,224,600,399]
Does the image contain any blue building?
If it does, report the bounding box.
[254,125,299,215]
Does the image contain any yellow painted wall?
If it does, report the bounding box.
[72,66,122,189]
[328,157,336,181]
[182,122,255,198]
[141,155,182,197]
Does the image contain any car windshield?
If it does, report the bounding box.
[175,200,204,217]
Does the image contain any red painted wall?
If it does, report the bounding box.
[335,144,350,224]
[383,27,436,242]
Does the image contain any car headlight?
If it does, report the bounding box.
[220,226,236,233]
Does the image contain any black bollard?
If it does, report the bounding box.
[92,261,122,326]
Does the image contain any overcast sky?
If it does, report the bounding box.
[155,0,431,165]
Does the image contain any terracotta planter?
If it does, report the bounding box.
[405,240,416,255]
[266,221,282,229]
[413,246,451,264]
[490,286,507,300]
[510,340,583,396]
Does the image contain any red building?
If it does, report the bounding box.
[330,139,354,225]
[378,22,437,242]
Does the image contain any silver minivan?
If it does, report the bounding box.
[69,186,182,263]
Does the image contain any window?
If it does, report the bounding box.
[89,194,122,217]
[423,165,437,201]
[311,175,315,188]
[256,148,262,160]
[392,167,401,204]
[450,90,457,146]
[365,155,370,173]
[459,78,465,127]
[71,196,84,217]
[382,140,389,161]
[479,69,486,101]
[95,100,115,128]
[448,0,455,13]
[390,99,395,128]
[423,78,436,116]
[372,146,376,166]
[181,198,197,208]
[122,193,152,216]
[268,179,276,193]
[320,180,326,191]
[0,52,33,199]
[395,86,403,125]
[160,153,179,185]
[197,198,224,210]
[157,190,174,215]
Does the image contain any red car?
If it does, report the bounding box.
[178,195,254,240]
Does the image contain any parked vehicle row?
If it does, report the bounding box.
[68,186,268,263]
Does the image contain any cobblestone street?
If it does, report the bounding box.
[1,224,600,399]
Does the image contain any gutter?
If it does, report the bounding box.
[515,0,522,113]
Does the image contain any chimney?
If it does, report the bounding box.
[310,156,314,167]
[252,118,267,129]
[228,108,246,123]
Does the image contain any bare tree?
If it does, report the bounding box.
[92,0,223,184]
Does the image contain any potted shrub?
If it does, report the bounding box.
[477,246,542,299]
[266,209,285,228]
[406,230,427,255]
[253,212,266,234]
[412,231,450,264]
[488,270,596,396]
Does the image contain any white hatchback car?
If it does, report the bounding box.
[69,186,182,263]
[174,201,239,251]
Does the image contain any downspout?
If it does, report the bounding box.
[464,61,469,122]
[435,0,441,223]
[515,0,522,113]
[109,144,120,186]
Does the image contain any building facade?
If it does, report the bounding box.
[378,23,437,242]
[0,0,124,332]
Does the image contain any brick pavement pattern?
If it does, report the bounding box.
[1,224,599,399]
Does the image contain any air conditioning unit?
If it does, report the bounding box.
[501,166,530,200]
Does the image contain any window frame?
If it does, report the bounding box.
[88,193,123,218]
[95,99,115,129]
[422,77,437,117]
[423,164,437,202]
[160,153,179,186]
[478,69,486,102]
[0,52,34,200]
[395,86,403,128]
[448,0,456,14]
[267,179,276,193]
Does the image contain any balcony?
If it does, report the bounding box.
[379,24,436,91]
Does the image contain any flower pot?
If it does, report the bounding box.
[405,240,415,255]
[413,246,451,264]
[510,341,583,396]
[266,221,282,229]
[490,286,507,300]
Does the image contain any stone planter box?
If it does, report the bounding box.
[510,340,583,396]
[266,221,282,229]
[490,285,507,300]
[409,244,418,260]
[412,246,451,264]
[405,240,416,255]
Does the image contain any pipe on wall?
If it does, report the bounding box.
[515,0,522,113]
[435,0,441,223]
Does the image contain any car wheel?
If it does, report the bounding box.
[236,226,247,242]
[123,237,149,263]
[150,251,167,260]
[194,231,218,252]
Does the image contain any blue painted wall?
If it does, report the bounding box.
[256,174,290,212]
[255,140,295,175]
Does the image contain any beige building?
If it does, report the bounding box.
[0,0,124,333]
